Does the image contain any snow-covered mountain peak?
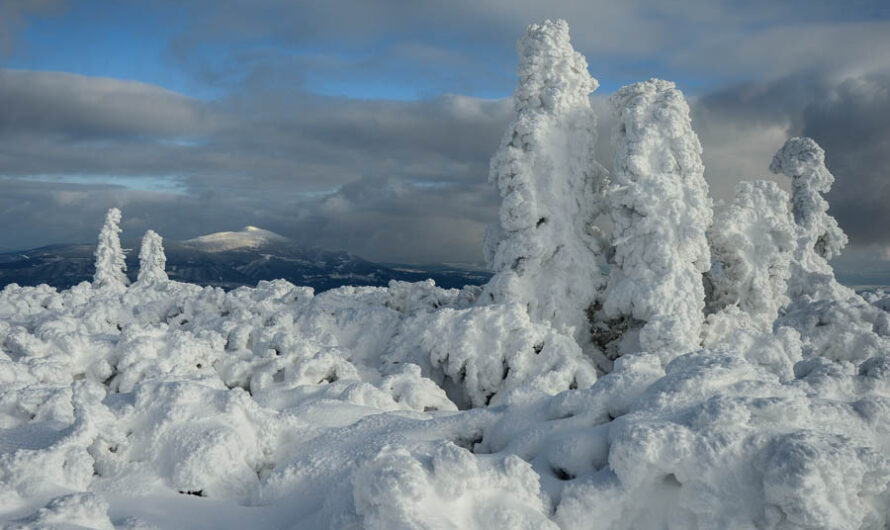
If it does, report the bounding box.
[184,225,290,252]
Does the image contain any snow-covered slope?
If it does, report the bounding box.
[184,226,291,252]
[2,18,890,530]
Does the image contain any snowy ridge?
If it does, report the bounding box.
[2,19,890,530]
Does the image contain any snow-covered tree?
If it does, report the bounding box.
[768,137,890,361]
[598,79,712,360]
[482,19,608,347]
[769,137,848,299]
[137,230,168,284]
[705,180,796,334]
[93,207,129,289]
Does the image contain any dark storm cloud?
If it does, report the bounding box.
[803,73,890,248]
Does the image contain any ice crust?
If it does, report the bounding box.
[2,19,890,530]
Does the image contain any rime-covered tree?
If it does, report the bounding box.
[705,180,796,335]
[598,79,712,360]
[769,137,890,361]
[93,207,129,290]
[137,230,168,284]
[769,137,848,299]
[482,19,608,347]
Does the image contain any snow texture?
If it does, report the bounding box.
[704,180,796,339]
[2,19,890,530]
[770,136,849,300]
[137,230,168,284]
[482,19,608,349]
[766,138,890,363]
[93,208,129,290]
[599,78,712,361]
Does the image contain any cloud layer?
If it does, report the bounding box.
[0,68,512,262]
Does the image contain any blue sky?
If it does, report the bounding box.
[14,0,885,102]
[2,0,890,271]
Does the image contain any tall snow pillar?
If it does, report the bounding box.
[93,207,129,290]
[482,19,608,347]
[137,229,168,284]
[601,79,712,359]
[769,137,848,299]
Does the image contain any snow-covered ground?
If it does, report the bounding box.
[3,19,890,530]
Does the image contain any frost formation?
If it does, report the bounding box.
[92,207,128,290]
[598,79,712,361]
[482,19,608,348]
[770,136,848,299]
[137,230,168,284]
[2,19,890,530]
[705,180,796,336]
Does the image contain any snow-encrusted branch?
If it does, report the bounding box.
[137,230,168,284]
[600,79,712,359]
[93,208,129,290]
[482,19,608,346]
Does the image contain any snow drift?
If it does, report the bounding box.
[2,19,890,530]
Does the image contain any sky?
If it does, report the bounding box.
[2,1,890,279]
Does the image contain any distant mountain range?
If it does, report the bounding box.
[0,226,491,291]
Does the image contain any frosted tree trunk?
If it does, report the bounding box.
[482,19,608,348]
[93,207,129,290]
[599,79,712,360]
[705,180,796,335]
[137,230,168,284]
[769,137,848,300]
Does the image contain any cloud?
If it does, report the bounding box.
[0,69,213,140]
[153,0,890,96]
[803,73,890,248]
[0,69,512,262]
[4,65,890,267]
[0,0,66,57]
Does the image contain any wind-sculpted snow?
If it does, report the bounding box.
[597,79,712,362]
[3,18,890,530]
[483,19,608,353]
[770,136,848,300]
[93,208,128,291]
[765,138,890,363]
[704,180,796,341]
[137,230,167,284]
[2,270,890,528]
